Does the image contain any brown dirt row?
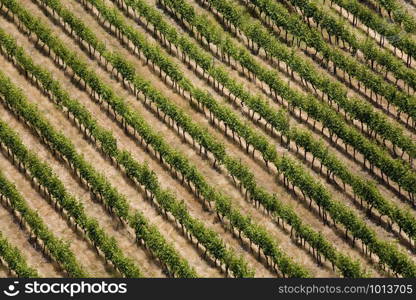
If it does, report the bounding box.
[2,2,274,277]
[0,265,9,277]
[400,0,416,10]
[399,0,416,17]
[0,163,60,277]
[67,0,386,276]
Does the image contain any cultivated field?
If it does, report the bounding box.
[0,0,415,278]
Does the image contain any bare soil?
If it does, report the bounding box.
[0,265,9,278]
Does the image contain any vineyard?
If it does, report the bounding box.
[0,0,415,278]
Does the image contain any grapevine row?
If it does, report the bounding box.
[158,0,416,243]
[160,0,416,166]
[367,0,416,34]
[59,0,311,277]
[3,0,416,278]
